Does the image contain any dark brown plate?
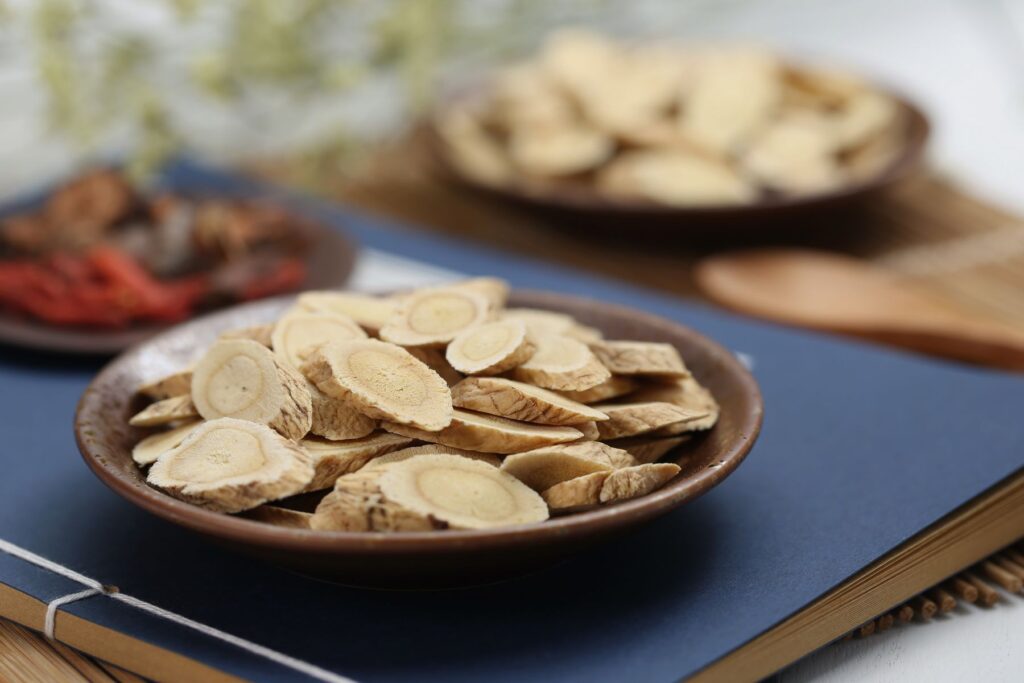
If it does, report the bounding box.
[75,290,763,588]
[427,88,930,240]
[0,212,357,355]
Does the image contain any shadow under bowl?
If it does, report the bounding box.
[75,290,763,588]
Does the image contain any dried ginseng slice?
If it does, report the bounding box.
[436,105,513,187]
[137,369,192,400]
[512,334,610,392]
[678,49,781,154]
[597,151,755,206]
[742,119,843,194]
[378,454,549,530]
[447,277,510,310]
[599,463,681,503]
[541,471,610,513]
[296,291,398,333]
[559,375,638,404]
[368,445,502,469]
[508,123,613,177]
[301,432,413,491]
[190,339,313,440]
[408,348,464,387]
[147,418,314,513]
[446,319,535,375]
[311,468,436,532]
[380,287,492,347]
[610,435,690,464]
[383,409,582,454]
[576,420,600,440]
[219,325,273,347]
[132,421,201,466]
[307,381,377,441]
[594,401,708,439]
[451,377,607,426]
[501,308,575,337]
[272,309,367,370]
[629,376,720,432]
[589,340,689,378]
[301,339,453,431]
[500,441,636,491]
[129,395,199,427]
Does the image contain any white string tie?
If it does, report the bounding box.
[0,537,357,683]
[45,587,105,640]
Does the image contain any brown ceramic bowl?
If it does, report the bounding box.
[427,88,929,241]
[0,203,358,355]
[75,290,763,588]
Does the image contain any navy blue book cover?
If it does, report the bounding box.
[1,162,1022,682]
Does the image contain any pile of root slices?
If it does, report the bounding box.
[129,278,719,532]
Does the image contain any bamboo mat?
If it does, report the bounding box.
[5,137,1024,681]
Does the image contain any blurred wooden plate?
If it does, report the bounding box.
[427,87,929,240]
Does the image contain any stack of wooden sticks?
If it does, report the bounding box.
[844,540,1024,640]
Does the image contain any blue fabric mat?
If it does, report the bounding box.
[1,160,1021,682]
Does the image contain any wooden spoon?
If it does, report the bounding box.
[694,249,1024,370]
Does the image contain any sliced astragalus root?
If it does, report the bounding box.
[597,151,756,206]
[558,375,638,404]
[311,468,436,532]
[368,445,502,469]
[271,309,367,369]
[296,291,398,332]
[500,441,636,491]
[380,287,491,347]
[628,376,720,431]
[508,123,613,177]
[565,324,603,344]
[307,382,377,441]
[589,340,689,377]
[219,325,273,347]
[600,463,681,503]
[501,308,575,337]
[378,454,549,530]
[242,505,313,529]
[575,421,600,440]
[301,432,413,491]
[610,435,690,464]
[512,334,610,391]
[190,339,312,440]
[451,377,607,426]
[383,409,582,454]
[137,369,192,400]
[446,320,535,375]
[541,471,610,512]
[301,339,453,431]
[448,277,509,310]
[408,347,464,387]
[129,395,199,427]
[132,421,201,466]
[147,418,313,513]
[594,401,708,439]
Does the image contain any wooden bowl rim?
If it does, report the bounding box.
[75,289,763,555]
[427,77,930,218]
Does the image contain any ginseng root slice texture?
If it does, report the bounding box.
[190,338,312,440]
[301,339,453,432]
[147,418,314,513]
